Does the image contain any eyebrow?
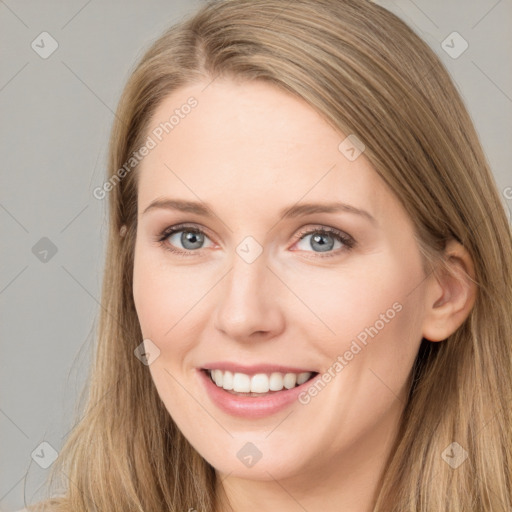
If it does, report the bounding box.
[142,198,376,225]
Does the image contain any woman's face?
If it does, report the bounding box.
[133,78,428,484]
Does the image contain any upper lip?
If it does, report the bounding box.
[200,362,317,375]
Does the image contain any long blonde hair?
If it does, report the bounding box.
[31,0,512,510]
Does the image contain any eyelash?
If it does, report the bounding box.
[155,223,356,258]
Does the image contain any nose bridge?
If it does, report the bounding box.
[214,244,283,339]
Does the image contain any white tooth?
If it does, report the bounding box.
[283,373,297,389]
[222,370,234,390]
[211,369,310,393]
[232,372,251,392]
[297,372,311,385]
[251,373,270,393]
[213,369,223,387]
[269,372,284,391]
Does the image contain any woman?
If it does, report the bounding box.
[27,0,512,510]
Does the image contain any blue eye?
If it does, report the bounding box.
[293,227,355,257]
[156,224,355,257]
[157,225,214,256]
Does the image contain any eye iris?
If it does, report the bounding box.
[182,230,204,250]
[311,232,335,252]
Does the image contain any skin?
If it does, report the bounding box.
[132,78,476,512]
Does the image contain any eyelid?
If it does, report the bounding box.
[159,222,214,241]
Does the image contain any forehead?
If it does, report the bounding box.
[136,79,394,222]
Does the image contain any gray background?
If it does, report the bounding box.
[1,0,511,510]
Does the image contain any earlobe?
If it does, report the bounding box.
[421,240,477,342]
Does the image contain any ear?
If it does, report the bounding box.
[421,239,477,342]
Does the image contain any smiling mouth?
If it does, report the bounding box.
[202,368,319,396]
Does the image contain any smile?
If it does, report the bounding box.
[198,366,320,418]
[206,369,316,394]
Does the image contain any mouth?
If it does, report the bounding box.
[201,368,319,397]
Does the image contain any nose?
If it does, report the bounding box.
[213,252,285,343]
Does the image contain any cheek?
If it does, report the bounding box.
[133,247,191,338]
[132,254,200,413]
[292,254,425,373]
[289,264,411,339]
[133,254,166,339]
[132,247,213,370]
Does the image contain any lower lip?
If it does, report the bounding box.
[198,369,317,419]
